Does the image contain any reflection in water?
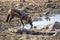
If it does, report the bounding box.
[19,14,60,29]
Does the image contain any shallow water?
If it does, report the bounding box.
[18,14,60,29]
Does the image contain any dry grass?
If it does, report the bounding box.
[0,30,60,40]
[0,1,60,40]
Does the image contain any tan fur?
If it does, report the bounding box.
[6,9,33,28]
[8,9,21,18]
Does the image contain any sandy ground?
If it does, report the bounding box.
[0,9,60,40]
[0,1,60,40]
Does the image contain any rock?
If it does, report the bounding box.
[40,22,60,33]
[52,22,60,30]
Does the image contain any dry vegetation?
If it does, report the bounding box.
[0,0,60,40]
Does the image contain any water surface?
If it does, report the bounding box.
[19,14,60,29]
